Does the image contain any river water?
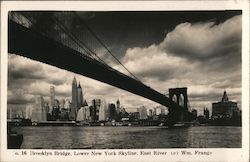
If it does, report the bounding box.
[12,126,241,149]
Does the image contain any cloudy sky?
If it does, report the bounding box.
[8,11,242,114]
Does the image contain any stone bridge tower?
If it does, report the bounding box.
[169,87,189,122]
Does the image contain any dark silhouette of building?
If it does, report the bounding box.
[138,106,148,120]
[116,99,121,113]
[92,99,101,121]
[212,91,239,118]
[51,107,60,121]
[69,103,77,121]
[59,108,70,121]
[204,107,210,119]
[129,112,140,122]
[211,90,241,126]
[191,109,197,120]
[77,83,83,108]
[72,77,78,109]
[70,77,84,121]
[89,105,94,121]
[108,103,116,121]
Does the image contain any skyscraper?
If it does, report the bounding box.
[70,77,85,120]
[99,100,107,121]
[76,106,86,122]
[50,86,55,113]
[69,102,77,121]
[77,83,83,108]
[160,106,167,115]
[60,99,65,110]
[25,105,33,119]
[204,107,210,119]
[85,106,91,121]
[72,77,78,109]
[191,109,198,120]
[147,109,153,117]
[138,106,147,120]
[155,107,161,115]
[116,99,120,113]
[31,96,47,122]
[108,103,116,121]
[65,99,71,109]
[92,99,101,121]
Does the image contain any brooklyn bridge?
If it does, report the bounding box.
[8,12,191,126]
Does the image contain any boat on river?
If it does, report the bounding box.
[7,124,23,149]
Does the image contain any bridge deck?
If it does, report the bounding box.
[8,20,182,125]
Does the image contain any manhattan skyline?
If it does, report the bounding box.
[8,11,242,114]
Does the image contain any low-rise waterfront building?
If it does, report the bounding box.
[212,91,239,118]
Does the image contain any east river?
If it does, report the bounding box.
[12,126,241,149]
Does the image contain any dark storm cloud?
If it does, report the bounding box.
[53,90,69,98]
[46,77,65,86]
[8,57,45,80]
[122,15,242,83]
[119,14,242,110]
[8,54,66,86]
[8,96,34,105]
[13,11,242,64]
[138,69,175,82]
[210,77,241,89]
[81,11,242,60]
[8,90,35,105]
[160,15,241,63]
[189,91,225,99]
[7,54,45,91]
[7,54,71,106]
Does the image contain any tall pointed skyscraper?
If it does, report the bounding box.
[72,77,78,108]
[116,99,121,113]
[77,82,83,108]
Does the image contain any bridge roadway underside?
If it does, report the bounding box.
[8,20,182,125]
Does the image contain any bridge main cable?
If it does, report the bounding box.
[8,18,182,126]
[73,12,142,82]
[51,16,109,66]
[19,12,106,64]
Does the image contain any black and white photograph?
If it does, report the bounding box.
[1,1,249,162]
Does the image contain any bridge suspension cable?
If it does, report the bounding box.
[12,12,142,82]
[51,16,108,65]
[73,12,142,82]
[18,12,110,67]
[9,13,184,126]
[16,12,94,60]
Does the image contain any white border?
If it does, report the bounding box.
[1,1,249,162]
